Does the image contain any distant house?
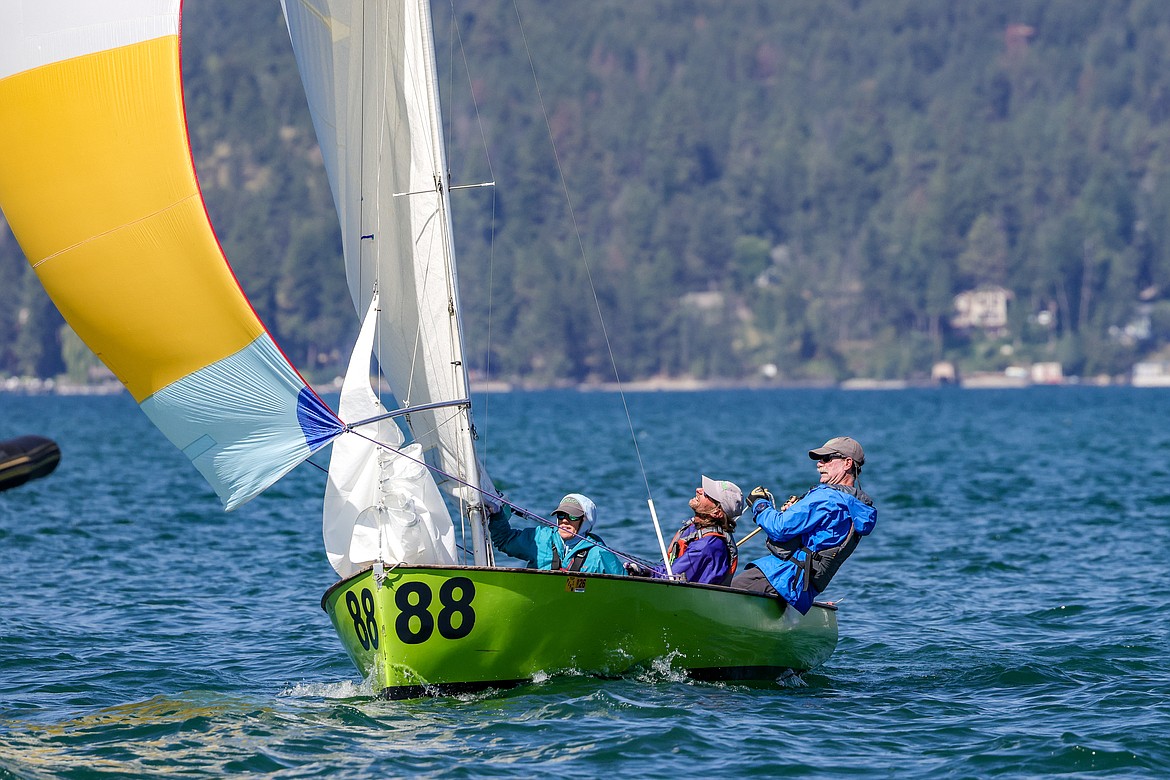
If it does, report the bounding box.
[952,286,1011,333]
[931,361,957,384]
[1133,362,1170,387]
[1031,362,1063,385]
[680,291,725,311]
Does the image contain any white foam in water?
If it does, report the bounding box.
[280,673,378,700]
[634,652,690,684]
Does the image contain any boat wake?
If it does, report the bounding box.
[279,676,378,700]
[632,652,692,685]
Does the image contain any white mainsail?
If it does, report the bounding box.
[280,0,493,566]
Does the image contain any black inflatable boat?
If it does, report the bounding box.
[0,435,61,491]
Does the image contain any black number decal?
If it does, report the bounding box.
[345,588,379,651]
[390,578,477,644]
[361,588,379,649]
[394,581,434,645]
[437,577,476,639]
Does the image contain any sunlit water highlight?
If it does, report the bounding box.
[2,388,1169,777]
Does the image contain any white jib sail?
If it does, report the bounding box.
[324,292,457,578]
[281,0,493,564]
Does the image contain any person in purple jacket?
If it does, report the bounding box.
[625,476,745,585]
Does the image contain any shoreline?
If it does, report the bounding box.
[0,374,1136,396]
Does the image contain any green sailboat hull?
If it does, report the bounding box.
[322,565,838,698]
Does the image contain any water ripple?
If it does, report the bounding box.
[4,390,1170,777]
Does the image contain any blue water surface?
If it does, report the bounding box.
[1,387,1169,778]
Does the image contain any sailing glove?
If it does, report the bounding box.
[747,486,774,507]
[624,562,652,577]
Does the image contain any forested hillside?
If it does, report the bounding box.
[5,0,1170,385]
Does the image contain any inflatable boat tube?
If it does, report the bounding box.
[0,435,61,491]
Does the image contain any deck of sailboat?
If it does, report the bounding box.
[321,562,844,604]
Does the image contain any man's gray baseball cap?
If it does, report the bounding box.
[808,436,865,465]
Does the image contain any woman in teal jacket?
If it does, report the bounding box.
[488,493,625,575]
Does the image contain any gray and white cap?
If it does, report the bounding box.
[701,475,745,520]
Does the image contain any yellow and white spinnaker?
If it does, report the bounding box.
[0,1,344,509]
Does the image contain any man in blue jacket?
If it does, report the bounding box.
[489,493,625,575]
[732,436,877,613]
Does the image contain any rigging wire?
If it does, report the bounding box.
[445,0,500,478]
[349,427,649,567]
[509,0,673,574]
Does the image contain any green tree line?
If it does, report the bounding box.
[4,0,1170,385]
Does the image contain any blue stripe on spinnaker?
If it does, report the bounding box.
[141,334,343,510]
[298,387,345,450]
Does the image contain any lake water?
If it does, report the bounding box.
[2,387,1168,778]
